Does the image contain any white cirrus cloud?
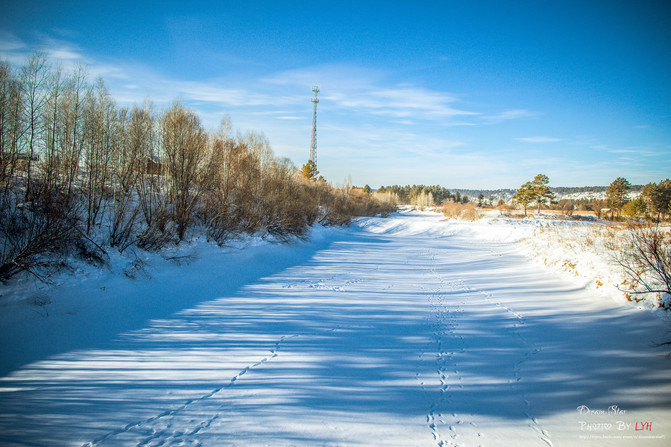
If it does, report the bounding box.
[516,136,563,143]
[0,31,27,52]
[263,64,478,122]
[483,109,541,123]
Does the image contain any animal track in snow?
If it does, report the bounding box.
[417,250,470,447]
[475,287,553,447]
[82,334,300,447]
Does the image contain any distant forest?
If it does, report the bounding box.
[374,185,646,202]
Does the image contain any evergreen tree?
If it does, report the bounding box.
[531,173,554,214]
[606,177,631,218]
[301,160,319,180]
[643,179,671,221]
[623,197,647,218]
[513,181,535,216]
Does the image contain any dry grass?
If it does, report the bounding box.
[442,202,482,221]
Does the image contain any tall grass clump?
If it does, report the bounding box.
[442,202,482,221]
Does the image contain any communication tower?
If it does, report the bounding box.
[309,85,319,166]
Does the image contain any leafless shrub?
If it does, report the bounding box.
[163,253,196,266]
[108,200,139,252]
[318,186,395,226]
[260,162,315,240]
[373,191,398,209]
[123,250,150,280]
[136,210,176,251]
[442,202,482,221]
[616,225,671,308]
[0,181,91,281]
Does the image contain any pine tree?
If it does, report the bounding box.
[513,181,535,216]
[606,177,631,218]
[301,160,319,180]
[531,173,554,214]
[643,179,671,221]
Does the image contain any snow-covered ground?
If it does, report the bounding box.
[1,210,669,446]
[446,209,670,310]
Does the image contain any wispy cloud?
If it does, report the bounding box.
[333,87,477,120]
[0,32,30,64]
[0,31,27,52]
[516,136,563,143]
[0,32,129,81]
[607,147,661,158]
[264,64,478,123]
[482,109,540,123]
[43,42,83,61]
[165,81,297,108]
[0,36,482,129]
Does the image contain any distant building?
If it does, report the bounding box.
[146,156,162,175]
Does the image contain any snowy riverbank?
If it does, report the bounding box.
[436,209,670,313]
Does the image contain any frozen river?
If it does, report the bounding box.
[1,212,669,446]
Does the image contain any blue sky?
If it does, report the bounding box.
[1,0,669,188]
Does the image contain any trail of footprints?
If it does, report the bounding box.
[83,273,362,447]
[477,288,553,447]
[417,251,477,447]
[82,334,298,447]
[283,273,362,292]
[417,249,553,447]
[82,249,555,447]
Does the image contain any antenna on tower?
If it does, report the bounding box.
[309,84,320,166]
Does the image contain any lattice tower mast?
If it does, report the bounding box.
[309,85,319,165]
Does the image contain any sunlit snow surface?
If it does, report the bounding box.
[1,210,669,446]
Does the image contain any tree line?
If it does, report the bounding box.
[0,52,394,281]
[607,177,671,221]
[375,184,469,207]
[511,174,671,221]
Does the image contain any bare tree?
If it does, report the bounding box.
[161,102,207,240]
[130,101,163,228]
[0,61,24,193]
[40,64,64,197]
[107,107,142,251]
[0,61,13,183]
[82,78,114,234]
[59,63,88,205]
[20,51,50,202]
[0,57,91,282]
